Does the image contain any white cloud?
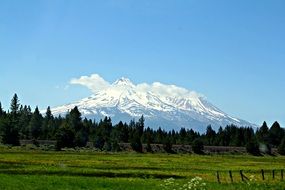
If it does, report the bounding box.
[136,82,202,99]
[70,74,110,93]
[70,73,203,99]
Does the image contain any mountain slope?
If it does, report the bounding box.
[51,78,254,132]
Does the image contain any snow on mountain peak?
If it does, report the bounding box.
[113,77,134,87]
[50,73,254,131]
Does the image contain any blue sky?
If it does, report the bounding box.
[0,0,285,127]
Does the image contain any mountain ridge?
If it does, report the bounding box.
[51,77,254,132]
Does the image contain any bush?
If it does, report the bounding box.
[163,138,174,153]
[146,142,153,153]
[131,140,143,153]
[192,139,204,154]
[111,141,121,152]
[246,140,260,156]
[103,141,112,151]
[74,130,88,147]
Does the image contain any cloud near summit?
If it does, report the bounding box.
[70,73,203,99]
[70,74,110,93]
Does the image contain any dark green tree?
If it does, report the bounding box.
[75,129,89,147]
[256,121,269,143]
[205,125,216,145]
[277,137,285,155]
[114,121,124,143]
[10,94,20,116]
[163,136,173,153]
[246,139,260,156]
[130,116,144,153]
[18,105,32,139]
[67,106,82,131]
[192,138,204,154]
[110,127,121,152]
[10,94,21,128]
[94,117,112,150]
[0,102,3,117]
[55,122,75,150]
[0,117,20,145]
[41,106,54,140]
[155,127,164,144]
[144,127,153,152]
[268,121,284,146]
[0,94,21,145]
[178,128,187,145]
[187,129,198,145]
[66,107,88,147]
[29,107,43,140]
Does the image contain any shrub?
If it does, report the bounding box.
[163,138,174,153]
[192,139,204,154]
[146,142,153,153]
[246,140,260,156]
[111,141,121,152]
[131,140,143,153]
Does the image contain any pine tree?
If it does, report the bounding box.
[205,125,216,145]
[122,122,129,143]
[66,107,88,147]
[187,129,198,145]
[277,137,285,155]
[192,138,204,154]
[68,106,82,131]
[75,129,89,147]
[1,94,21,145]
[10,93,21,129]
[246,139,260,156]
[130,116,145,153]
[0,117,20,145]
[115,121,125,143]
[94,117,112,150]
[269,121,284,146]
[163,136,173,153]
[0,102,3,117]
[18,105,32,139]
[41,106,54,140]
[155,127,164,144]
[110,127,121,152]
[10,94,20,116]
[256,121,269,143]
[45,106,53,120]
[55,121,75,150]
[179,128,187,145]
[144,127,153,152]
[29,107,43,140]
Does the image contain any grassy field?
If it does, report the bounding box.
[0,148,285,189]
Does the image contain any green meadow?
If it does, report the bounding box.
[0,148,285,190]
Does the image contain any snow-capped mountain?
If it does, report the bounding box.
[51,77,254,132]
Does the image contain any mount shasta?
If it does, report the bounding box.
[51,77,253,132]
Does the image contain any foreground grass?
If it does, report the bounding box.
[0,148,285,189]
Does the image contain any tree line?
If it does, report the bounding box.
[0,94,285,155]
